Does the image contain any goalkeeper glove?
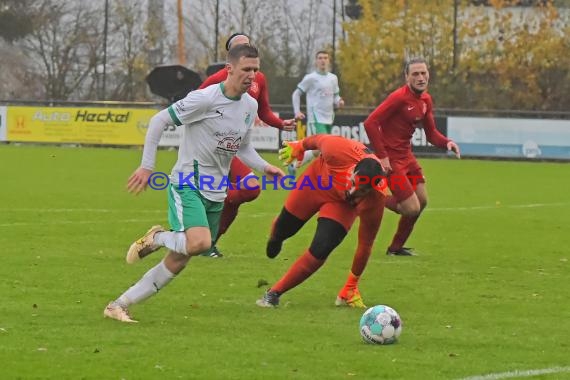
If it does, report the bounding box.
[278,140,305,166]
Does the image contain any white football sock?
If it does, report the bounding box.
[154,231,187,255]
[116,260,175,307]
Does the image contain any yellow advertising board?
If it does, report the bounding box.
[7,106,157,145]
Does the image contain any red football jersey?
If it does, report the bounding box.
[364,84,449,159]
[200,68,284,129]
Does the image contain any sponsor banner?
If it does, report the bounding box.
[0,106,6,141]
[250,116,279,150]
[411,116,448,154]
[448,117,570,159]
[158,124,183,147]
[279,113,448,155]
[6,106,156,145]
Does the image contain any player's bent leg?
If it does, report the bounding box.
[205,164,260,258]
[267,179,323,258]
[396,193,421,217]
[414,182,428,212]
[387,180,427,256]
[259,218,347,307]
[266,208,307,258]
[163,249,192,274]
[307,218,365,307]
[308,217,348,261]
[216,179,260,238]
[184,226,212,256]
[105,251,180,323]
[126,225,166,264]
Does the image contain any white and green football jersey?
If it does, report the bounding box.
[296,71,340,124]
[167,83,258,202]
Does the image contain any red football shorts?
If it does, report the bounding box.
[283,163,358,231]
[229,157,254,183]
[388,156,425,202]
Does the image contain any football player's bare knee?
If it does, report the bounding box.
[185,227,212,256]
[186,238,211,256]
[419,198,428,211]
[415,183,428,211]
[399,195,421,217]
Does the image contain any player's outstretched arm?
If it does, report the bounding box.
[281,119,296,131]
[447,141,461,159]
[278,140,305,166]
[263,164,285,180]
[129,109,171,194]
[127,167,153,194]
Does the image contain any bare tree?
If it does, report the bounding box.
[285,0,329,75]
[106,0,151,101]
[20,0,101,100]
[0,41,43,99]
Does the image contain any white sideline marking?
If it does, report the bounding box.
[426,202,570,212]
[0,218,159,227]
[1,202,568,215]
[0,208,163,213]
[0,202,568,228]
[458,366,570,380]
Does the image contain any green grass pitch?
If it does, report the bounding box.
[0,144,569,379]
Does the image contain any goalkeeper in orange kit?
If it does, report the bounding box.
[256,134,387,308]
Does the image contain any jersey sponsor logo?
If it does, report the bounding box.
[214,129,241,153]
[217,135,242,153]
[318,88,335,98]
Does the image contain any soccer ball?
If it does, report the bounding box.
[359,305,402,345]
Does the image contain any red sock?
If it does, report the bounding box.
[385,195,399,213]
[342,271,360,292]
[389,215,419,251]
[271,250,325,294]
[226,187,260,205]
[350,244,372,278]
[217,187,261,238]
[218,201,239,237]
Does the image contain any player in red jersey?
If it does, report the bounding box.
[363,57,460,256]
[199,33,295,257]
[256,134,386,308]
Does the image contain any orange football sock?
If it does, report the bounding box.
[271,250,325,294]
[343,271,360,292]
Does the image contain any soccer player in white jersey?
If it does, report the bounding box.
[103,45,284,323]
[290,50,344,174]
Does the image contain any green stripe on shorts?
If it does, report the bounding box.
[313,121,332,134]
[167,184,223,240]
